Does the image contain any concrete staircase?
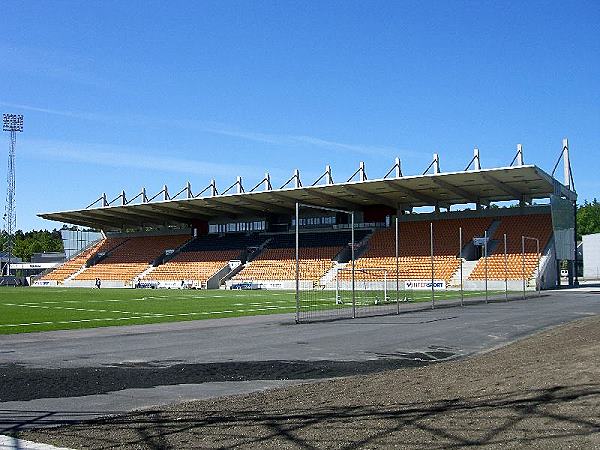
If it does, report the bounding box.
[320,261,348,286]
[137,265,156,280]
[65,265,88,282]
[448,259,478,287]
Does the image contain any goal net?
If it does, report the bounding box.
[335,267,389,305]
[294,202,407,322]
[294,202,356,322]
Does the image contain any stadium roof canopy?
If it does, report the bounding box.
[39,164,576,230]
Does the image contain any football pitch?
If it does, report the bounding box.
[0,287,502,334]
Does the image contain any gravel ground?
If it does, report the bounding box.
[17,315,600,449]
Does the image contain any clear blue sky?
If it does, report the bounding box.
[1,0,598,231]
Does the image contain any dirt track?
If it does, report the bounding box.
[19,315,600,449]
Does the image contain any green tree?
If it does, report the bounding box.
[11,229,64,262]
[577,199,600,240]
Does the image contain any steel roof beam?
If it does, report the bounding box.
[479,173,523,199]
[145,204,211,221]
[299,188,363,210]
[82,209,152,227]
[261,191,299,208]
[202,198,261,216]
[184,199,244,216]
[341,185,396,208]
[385,180,440,206]
[103,207,179,223]
[173,202,231,219]
[430,177,480,204]
[238,195,293,214]
[84,206,197,228]
[61,212,126,229]
[122,206,198,224]
[260,191,334,212]
[173,202,223,217]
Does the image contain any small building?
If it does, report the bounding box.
[6,252,65,279]
[0,252,23,275]
[582,233,600,280]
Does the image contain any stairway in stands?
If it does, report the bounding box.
[448,260,478,287]
[320,261,348,286]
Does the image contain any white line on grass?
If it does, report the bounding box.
[0,304,310,329]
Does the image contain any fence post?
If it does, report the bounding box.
[484,230,488,303]
[384,271,388,303]
[295,202,300,323]
[430,222,435,310]
[459,226,463,306]
[537,238,541,297]
[522,235,526,300]
[504,233,508,301]
[351,212,356,319]
[396,212,400,314]
[335,268,340,305]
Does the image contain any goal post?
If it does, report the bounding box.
[294,202,356,322]
[294,202,409,322]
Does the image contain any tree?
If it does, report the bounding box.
[577,199,600,240]
[10,229,64,262]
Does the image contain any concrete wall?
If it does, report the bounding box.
[583,233,600,280]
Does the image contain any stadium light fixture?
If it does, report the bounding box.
[2,114,24,132]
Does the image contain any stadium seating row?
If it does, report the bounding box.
[353,218,493,281]
[231,232,366,282]
[39,237,124,281]
[468,214,552,280]
[142,250,242,282]
[233,247,342,281]
[74,235,190,281]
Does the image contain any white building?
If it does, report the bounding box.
[583,233,600,280]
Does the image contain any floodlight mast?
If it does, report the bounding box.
[2,114,23,276]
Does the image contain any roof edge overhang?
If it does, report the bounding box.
[38,165,577,230]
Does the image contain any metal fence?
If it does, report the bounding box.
[295,208,543,323]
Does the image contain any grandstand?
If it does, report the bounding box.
[36,142,578,297]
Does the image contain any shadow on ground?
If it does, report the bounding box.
[0,351,457,403]
[7,384,600,449]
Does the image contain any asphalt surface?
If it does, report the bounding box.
[1,288,598,431]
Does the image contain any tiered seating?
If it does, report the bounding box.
[75,234,190,282]
[143,250,241,282]
[233,231,364,282]
[469,214,553,280]
[39,238,122,282]
[234,247,340,281]
[141,234,265,283]
[353,218,492,281]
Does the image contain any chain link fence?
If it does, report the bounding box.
[296,206,544,323]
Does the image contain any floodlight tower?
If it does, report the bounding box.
[2,114,23,276]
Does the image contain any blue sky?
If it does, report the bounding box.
[1,0,598,231]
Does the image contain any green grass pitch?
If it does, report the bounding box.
[0,287,504,334]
